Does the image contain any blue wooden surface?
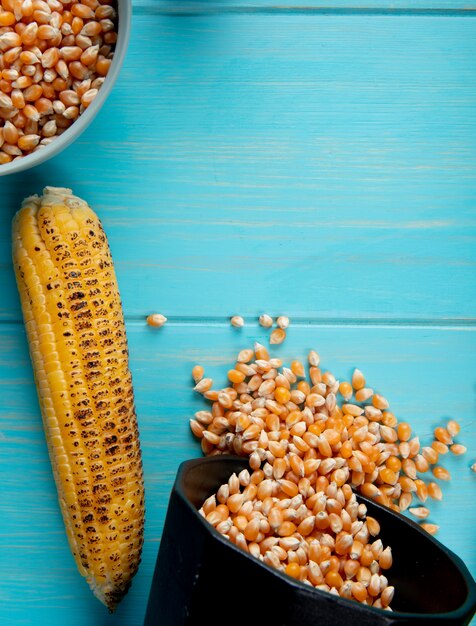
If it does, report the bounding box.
[1,2,475,625]
[1,13,476,322]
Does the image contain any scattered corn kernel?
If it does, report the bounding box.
[431,441,449,455]
[230,315,244,328]
[414,480,428,503]
[397,422,411,442]
[254,342,269,360]
[147,313,167,327]
[194,378,213,393]
[290,360,305,378]
[339,381,353,401]
[373,394,390,410]
[227,369,245,384]
[308,350,320,367]
[432,466,450,481]
[434,427,452,446]
[259,314,273,328]
[408,507,430,520]
[420,523,439,535]
[427,482,443,501]
[237,349,254,363]
[276,315,290,330]
[422,446,438,465]
[351,368,365,391]
[446,420,460,438]
[270,328,286,345]
[355,387,373,403]
[191,343,466,610]
[192,365,204,383]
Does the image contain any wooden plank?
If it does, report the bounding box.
[1,14,476,323]
[136,1,476,13]
[1,322,475,625]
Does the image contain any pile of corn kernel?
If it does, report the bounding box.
[0,0,117,163]
[199,463,395,608]
[190,342,466,609]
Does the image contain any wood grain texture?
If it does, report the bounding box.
[0,2,475,625]
[0,13,475,322]
[136,1,476,12]
[1,323,475,624]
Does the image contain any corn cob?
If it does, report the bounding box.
[12,187,145,611]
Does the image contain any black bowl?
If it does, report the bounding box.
[144,455,476,626]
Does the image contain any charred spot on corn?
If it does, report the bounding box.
[12,187,145,612]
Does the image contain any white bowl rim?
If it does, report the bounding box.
[0,0,132,177]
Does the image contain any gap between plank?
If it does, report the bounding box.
[133,5,476,17]
[131,316,476,330]
[2,317,476,330]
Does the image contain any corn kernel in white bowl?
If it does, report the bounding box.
[0,0,131,177]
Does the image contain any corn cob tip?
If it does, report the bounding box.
[19,193,41,210]
[41,186,90,209]
[89,576,132,613]
[19,187,88,212]
[43,186,72,195]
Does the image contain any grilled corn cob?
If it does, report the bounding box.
[12,187,145,611]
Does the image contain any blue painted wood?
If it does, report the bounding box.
[1,323,475,625]
[137,1,476,11]
[1,2,475,625]
[0,13,475,322]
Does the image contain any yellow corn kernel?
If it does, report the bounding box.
[351,368,365,391]
[147,312,167,327]
[326,570,344,588]
[276,315,290,330]
[420,523,439,535]
[12,188,145,611]
[254,342,269,360]
[432,466,451,481]
[285,561,301,579]
[290,360,305,377]
[431,440,449,455]
[270,328,286,345]
[381,411,397,428]
[446,419,460,438]
[386,455,402,473]
[297,380,311,395]
[373,394,389,410]
[427,481,443,501]
[434,426,452,445]
[397,422,411,442]
[274,386,291,405]
[228,369,246,384]
[414,479,428,502]
[379,467,398,486]
[338,381,352,400]
[308,366,321,385]
[354,387,373,403]
[398,476,417,493]
[192,365,204,383]
[230,315,244,327]
[351,582,367,603]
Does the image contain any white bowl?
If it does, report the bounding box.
[0,0,132,177]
